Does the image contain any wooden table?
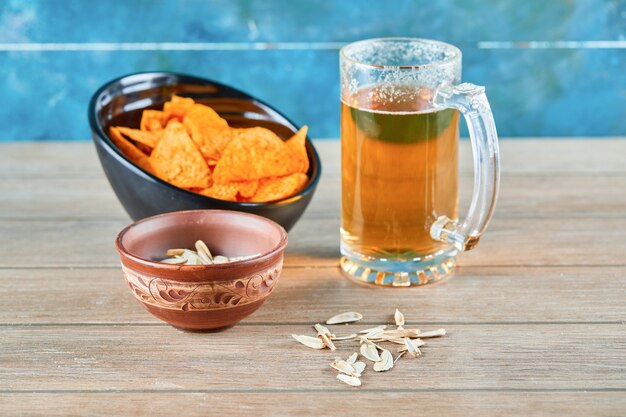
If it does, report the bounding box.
[0,140,624,416]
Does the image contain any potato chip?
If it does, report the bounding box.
[117,126,161,149]
[197,180,258,201]
[213,127,301,183]
[251,173,308,202]
[140,110,165,132]
[183,104,231,161]
[199,183,238,201]
[163,95,195,122]
[149,121,210,189]
[235,180,259,199]
[108,127,152,173]
[285,126,309,173]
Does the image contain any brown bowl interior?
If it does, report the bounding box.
[119,210,286,267]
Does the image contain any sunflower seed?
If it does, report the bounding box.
[230,253,261,262]
[346,352,358,364]
[394,309,405,327]
[398,338,426,353]
[360,341,381,362]
[372,337,410,345]
[291,334,325,349]
[352,361,366,377]
[381,329,421,339]
[330,359,355,375]
[314,323,335,338]
[358,325,387,334]
[330,333,357,341]
[326,312,363,325]
[336,373,361,387]
[165,249,186,257]
[314,323,337,350]
[418,328,447,338]
[402,338,422,358]
[373,349,394,372]
[209,256,227,264]
[194,240,213,261]
[161,256,187,264]
[361,327,385,340]
[196,251,213,264]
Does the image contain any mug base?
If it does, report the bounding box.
[339,250,457,288]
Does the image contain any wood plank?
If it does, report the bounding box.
[2,174,626,220]
[1,215,625,268]
[2,140,626,178]
[1,324,624,391]
[0,266,624,325]
[1,392,625,417]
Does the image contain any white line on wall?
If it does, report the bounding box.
[0,40,624,52]
[477,40,626,49]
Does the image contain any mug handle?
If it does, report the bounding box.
[429,83,501,251]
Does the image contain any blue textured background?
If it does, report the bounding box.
[0,0,624,140]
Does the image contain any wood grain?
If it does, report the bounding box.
[1,324,624,391]
[0,266,624,325]
[0,139,624,415]
[2,392,625,417]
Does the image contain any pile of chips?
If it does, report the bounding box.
[109,96,310,202]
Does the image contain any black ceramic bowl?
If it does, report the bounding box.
[88,72,321,231]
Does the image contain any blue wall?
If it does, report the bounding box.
[0,0,624,140]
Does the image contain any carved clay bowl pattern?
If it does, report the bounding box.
[115,210,288,330]
[123,262,281,312]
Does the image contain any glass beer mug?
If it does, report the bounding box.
[340,38,500,287]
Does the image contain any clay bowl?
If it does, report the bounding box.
[88,71,321,231]
[115,210,288,330]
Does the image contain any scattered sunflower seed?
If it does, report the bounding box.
[326,311,363,325]
[417,329,447,338]
[336,373,361,387]
[314,323,337,351]
[291,310,447,387]
[402,338,422,358]
[373,348,394,372]
[394,309,405,327]
[314,323,335,338]
[361,327,385,340]
[359,340,381,362]
[381,329,421,339]
[291,334,325,350]
[330,359,356,375]
[358,325,387,334]
[330,333,357,341]
[352,361,366,377]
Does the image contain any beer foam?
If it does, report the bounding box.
[341,39,461,103]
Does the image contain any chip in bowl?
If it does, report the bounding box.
[110,96,309,203]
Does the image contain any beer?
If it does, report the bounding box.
[341,84,459,260]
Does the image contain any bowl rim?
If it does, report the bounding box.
[115,209,288,271]
[88,71,322,207]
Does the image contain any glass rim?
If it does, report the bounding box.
[340,37,461,70]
